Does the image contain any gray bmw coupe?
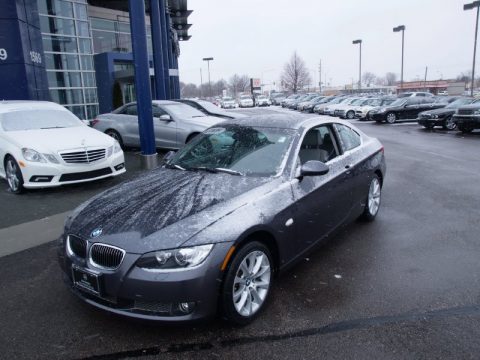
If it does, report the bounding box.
[58,114,386,325]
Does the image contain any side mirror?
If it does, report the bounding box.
[159,114,172,121]
[163,150,176,162]
[300,160,329,177]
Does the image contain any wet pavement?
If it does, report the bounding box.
[1,108,480,359]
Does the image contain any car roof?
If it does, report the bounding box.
[0,100,67,114]
[218,114,347,130]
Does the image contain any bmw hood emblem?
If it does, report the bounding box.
[90,228,103,238]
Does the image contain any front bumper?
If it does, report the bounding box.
[417,117,444,127]
[59,238,233,322]
[370,113,386,122]
[453,115,480,128]
[21,152,125,189]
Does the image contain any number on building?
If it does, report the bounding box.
[0,48,7,61]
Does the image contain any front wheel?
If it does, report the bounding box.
[5,156,24,194]
[361,175,382,221]
[443,116,456,131]
[346,110,355,119]
[458,124,473,133]
[221,241,273,325]
[385,112,397,124]
[105,130,124,149]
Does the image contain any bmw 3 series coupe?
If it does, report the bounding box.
[59,115,386,325]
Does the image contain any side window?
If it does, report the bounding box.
[152,106,167,117]
[299,125,339,164]
[126,105,137,116]
[334,124,361,152]
[417,93,426,97]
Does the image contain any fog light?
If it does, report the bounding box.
[114,163,125,171]
[177,302,195,314]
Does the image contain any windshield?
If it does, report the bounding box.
[328,97,344,104]
[163,103,206,118]
[446,98,474,108]
[223,97,234,101]
[368,99,382,106]
[240,95,251,99]
[351,99,366,105]
[1,109,83,131]
[197,100,222,112]
[390,99,407,107]
[169,125,295,177]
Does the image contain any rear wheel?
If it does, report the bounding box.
[105,130,124,149]
[361,175,381,221]
[443,116,456,131]
[221,241,273,325]
[5,156,24,194]
[385,112,397,124]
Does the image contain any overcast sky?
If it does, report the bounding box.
[178,0,476,87]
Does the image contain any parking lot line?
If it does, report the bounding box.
[0,211,69,258]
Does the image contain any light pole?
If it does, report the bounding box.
[352,39,362,91]
[202,57,214,97]
[393,25,406,93]
[464,1,480,96]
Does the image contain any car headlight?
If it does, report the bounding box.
[22,148,46,163]
[136,244,214,271]
[474,110,480,115]
[378,108,387,113]
[113,141,122,153]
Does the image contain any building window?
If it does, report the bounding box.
[38,0,98,120]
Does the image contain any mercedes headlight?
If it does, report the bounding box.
[136,244,214,271]
[22,148,46,163]
[113,140,122,153]
[43,154,59,164]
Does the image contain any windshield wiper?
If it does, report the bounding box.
[164,163,186,171]
[40,126,65,129]
[190,166,243,176]
[192,115,206,118]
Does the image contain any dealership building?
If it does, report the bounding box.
[0,0,192,120]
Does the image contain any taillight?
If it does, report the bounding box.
[90,118,100,127]
[380,146,384,153]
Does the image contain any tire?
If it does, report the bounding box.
[221,241,273,325]
[361,174,382,222]
[5,156,24,194]
[346,110,355,120]
[385,112,397,124]
[458,124,473,133]
[105,129,124,149]
[442,116,456,131]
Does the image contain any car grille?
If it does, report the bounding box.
[68,235,87,258]
[134,300,172,314]
[61,149,106,164]
[419,114,432,119]
[59,167,112,182]
[457,109,474,115]
[90,243,125,270]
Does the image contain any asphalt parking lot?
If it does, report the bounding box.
[1,108,480,359]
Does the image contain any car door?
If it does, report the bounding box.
[152,105,178,149]
[333,123,368,205]
[121,104,141,146]
[402,98,422,119]
[290,124,353,253]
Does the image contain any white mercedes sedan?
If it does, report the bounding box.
[0,101,126,194]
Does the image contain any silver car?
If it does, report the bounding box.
[93,101,224,149]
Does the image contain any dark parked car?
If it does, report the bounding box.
[370,97,446,124]
[453,101,480,133]
[175,99,246,120]
[417,97,475,130]
[58,115,386,325]
[303,96,334,113]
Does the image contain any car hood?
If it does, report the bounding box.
[419,107,456,116]
[184,115,224,127]
[66,168,275,251]
[213,111,246,119]
[5,125,113,153]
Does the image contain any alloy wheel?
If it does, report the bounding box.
[346,111,355,119]
[386,113,396,124]
[368,177,381,216]
[232,250,271,317]
[444,117,456,130]
[6,159,20,192]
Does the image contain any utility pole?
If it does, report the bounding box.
[464,1,480,96]
[424,66,428,89]
[393,25,406,92]
[200,68,203,98]
[318,60,322,93]
[202,57,213,98]
[352,39,362,91]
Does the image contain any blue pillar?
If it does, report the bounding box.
[150,0,166,100]
[128,0,157,167]
[159,0,171,99]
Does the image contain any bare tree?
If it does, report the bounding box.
[213,79,228,97]
[362,72,376,87]
[181,83,199,98]
[229,74,250,96]
[281,52,311,93]
[384,72,397,86]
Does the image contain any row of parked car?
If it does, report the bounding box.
[213,94,272,109]
[280,92,480,132]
